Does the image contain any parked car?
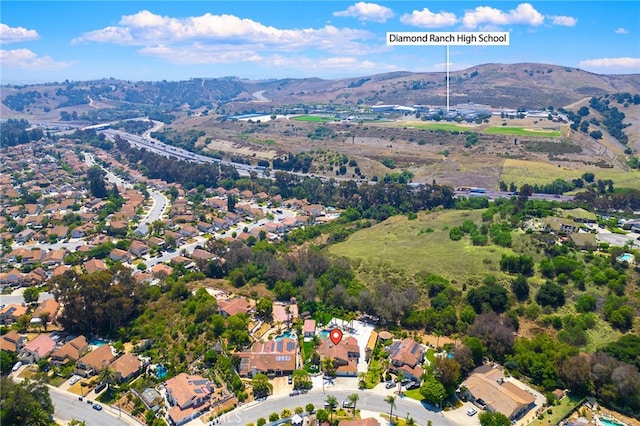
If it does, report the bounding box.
[406,382,420,390]
[467,408,477,416]
[92,403,103,411]
[287,375,293,385]
[69,376,80,385]
[95,382,107,393]
[385,381,395,389]
[342,401,354,409]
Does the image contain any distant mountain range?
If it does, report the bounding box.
[2,63,640,118]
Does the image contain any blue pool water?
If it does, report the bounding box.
[599,418,625,426]
[88,338,109,347]
[618,254,633,262]
[156,365,167,379]
[318,330,330,340]
[275,331,297,341]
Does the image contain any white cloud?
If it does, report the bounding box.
[0,23,39,44]
[400,8,458,28]
[0,48,69,70]
[262,54,398,74]
[578,57,640,72]
[333,2,394,23]
[72,10,379,65]
[462,3,544,29]
[548,15,577,27]
[615,27,629,34]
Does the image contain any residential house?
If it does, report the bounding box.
[130,240,149,257]
[273,303,298,323]
[303,319,316,339]
[0,304,28,324]
[42,249,66,267]
[387,338,425,382]
[191,249,215,263]
[33,298,60,324]
[218,297,252,317]
[109,353,142,383]
[18,334,56,364]
[317,336,360,376]
[460,366,536,421]
[75,344,116,377]
[0,269,24,287]
[302,204,324,218]
[151,263,174,278]
[543,217,578,234]
[179,225,199,238]
[0,330,25,353]
[48,225,69,240]
[236,338,298,378]
[84,258,107,274]
[197,222,215,234]
[110,248,131,263]
[16,228,35,243]
[165,373,214,426]
[51,336,89,366]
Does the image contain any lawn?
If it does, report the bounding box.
[403,388,424,402]
[328,210,515,281]
[483,126,562,137]
[404,123,474,132]
[291,115,336,123]
[500,159,640,189]
[528,395,583,426]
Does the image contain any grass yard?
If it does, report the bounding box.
[500,159,640,189]
[528,395,583,426]
[329,210,515,281]
[403,388,424,402]
[291,115,336,123]
[484,126,562,137]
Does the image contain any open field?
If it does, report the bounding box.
[401,122,474,132]
[291,115,337,122]
[484,126,562,137]
[500,159,640,189]
[328,210,515,280]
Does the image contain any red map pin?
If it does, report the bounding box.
[329,328,343,345]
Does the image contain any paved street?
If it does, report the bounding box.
[49,385,141,426]
[219,387,456,426]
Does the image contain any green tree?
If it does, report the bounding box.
[305,403,315,413]
[384,395,396,425]
[23,287,39,305]
[98,366,117,391]
[325,395,338,424]
[316,409,329,423]
[419,376,447,406]
[268,412,279,422]
[0,376,54,426]
[255,297,273,321]
[347,393,359,416]
[251,373,271,399]
[292,369,312,390]
[479,411,510,426]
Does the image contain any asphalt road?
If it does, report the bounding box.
[231,389,456,426]
[134,189,169,236]
[49,385,139,426]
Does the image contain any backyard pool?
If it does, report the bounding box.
[318,330,330,340]
[88,338,109,347]
[275,331,297,341]
[617,253,634,262]
[155,365,167,379]
[599,417,626,426]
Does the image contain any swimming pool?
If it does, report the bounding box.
[88,338,109,347]
[599,417,626,426]
[617,253,633,262]
[275,331,297,341]
[155,365,167,379]
[318,330,330,340]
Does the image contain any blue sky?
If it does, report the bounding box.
[1,1,639,83]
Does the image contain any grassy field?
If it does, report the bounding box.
[404,123,474,132]
[484,126,562,137]
[291,115,336,122]
[528,395,583,426]
[328,210,515,280]
[501,159,640,189]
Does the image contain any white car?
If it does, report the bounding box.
[69,376,80,385]
[467,408,477,416]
